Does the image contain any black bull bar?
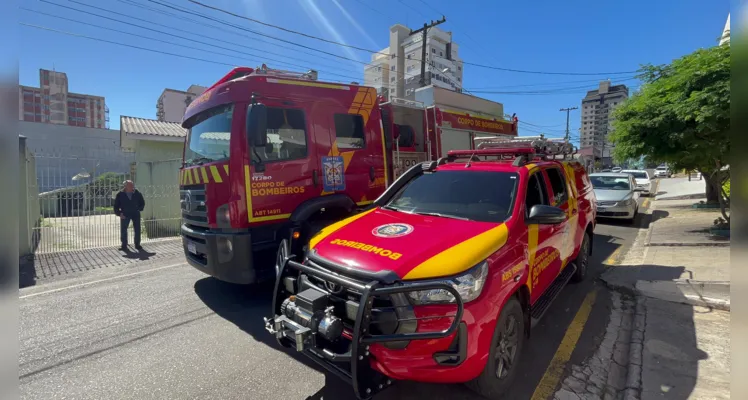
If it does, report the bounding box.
[264,254,464,399]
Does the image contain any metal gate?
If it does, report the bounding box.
[27,148,182,254]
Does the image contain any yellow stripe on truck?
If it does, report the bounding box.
[244,165,254,222]
[200,167,209,183]
[403,224,510,280]
[209,165,223,183]
[309,208,377,250]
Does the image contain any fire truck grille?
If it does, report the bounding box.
[180,186,208,228]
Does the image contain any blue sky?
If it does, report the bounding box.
[18,0,730,143]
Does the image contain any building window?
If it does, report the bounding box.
[391,65,395,71]
[334,114,365,150]
[440,51,443,57]
[432,48,436,53]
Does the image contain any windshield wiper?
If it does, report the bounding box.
[413,211,470,221]
[184,156,213,166]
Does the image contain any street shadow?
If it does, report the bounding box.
[18,257,37,288]
[121,247,158,260]
[193,277,328,375]
[194,229,629,400]
[601,263,714,399]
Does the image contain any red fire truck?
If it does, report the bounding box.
[179,65,517,284]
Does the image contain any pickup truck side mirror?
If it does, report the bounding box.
[247,103,268,148]
[526,205,567,225]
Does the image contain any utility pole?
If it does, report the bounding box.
[410,17,446,88]
[559,106,578,141]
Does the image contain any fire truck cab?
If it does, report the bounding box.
[179,65,518,286]
[179,66,396,284]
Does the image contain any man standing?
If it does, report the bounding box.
[113,180,146,251]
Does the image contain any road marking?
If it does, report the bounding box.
[604,247,623,266]
[531,288,598,400]
[19,262,186,299]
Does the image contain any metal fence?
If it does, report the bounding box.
[27,148,182,254]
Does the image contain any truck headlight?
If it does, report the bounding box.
[406,261,489,305]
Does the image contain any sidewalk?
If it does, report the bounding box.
[19,238,184,288]
[555,195,731,400]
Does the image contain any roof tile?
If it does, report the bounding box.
[120,116,187,138]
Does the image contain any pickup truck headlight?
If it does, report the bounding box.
[406,261,489,305]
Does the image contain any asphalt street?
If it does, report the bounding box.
[19,188,657,400]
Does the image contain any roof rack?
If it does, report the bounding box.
[254,64,318,81]
[446,136,577,166]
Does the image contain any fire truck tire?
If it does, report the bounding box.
[467,296,525,399]
[571,232,590,283]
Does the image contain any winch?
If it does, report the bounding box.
[265,288,344,350]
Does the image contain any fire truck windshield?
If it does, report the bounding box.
[383,171,519,223]
[184,103,234,166]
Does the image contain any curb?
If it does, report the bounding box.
[622,296,646,400]
[644,242,730,247]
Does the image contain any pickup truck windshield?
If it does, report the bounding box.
[385,170,518,223]
[184,104,233,166]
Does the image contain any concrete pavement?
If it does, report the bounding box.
[654,177,707,200]
[555,188,731,400]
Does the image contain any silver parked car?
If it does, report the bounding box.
[589,173,642,223]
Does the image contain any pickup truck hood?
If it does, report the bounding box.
[308,208,509,280]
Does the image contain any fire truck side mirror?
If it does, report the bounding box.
[247,104,268,148]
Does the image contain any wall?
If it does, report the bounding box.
[134,140,183,238]
[18,121,134,193]
[19,137,41,257]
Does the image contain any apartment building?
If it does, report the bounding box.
[579,81,629,163]
[364,24,463,101]
[156,85,207,123]
[719,13,730,45]
[19,69,108,129]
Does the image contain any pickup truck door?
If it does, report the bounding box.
[525,170,563,303]
[544,166,577,271]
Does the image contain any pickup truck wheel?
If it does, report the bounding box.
[571,233,590,283]
[467,297,524,398]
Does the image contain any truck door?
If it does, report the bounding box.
[544,166,576,272]
[524,170,563,303]
[325,107,385,206]
[248,105,320,224]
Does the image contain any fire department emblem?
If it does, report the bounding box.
[372,223,414,238]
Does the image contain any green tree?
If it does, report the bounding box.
[610,44,730,222]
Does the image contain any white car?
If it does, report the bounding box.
[622,170,652,196]
[654,166,672,178]
[611,167,622,173]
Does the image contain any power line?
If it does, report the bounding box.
[20,23,239,68]
[23,6,363,82]
[466,75,640,91]
[181,0,640,76]
[116,0,358,67]
[41,0,364,78]
[141,0,370,65]
[559,107,579,140]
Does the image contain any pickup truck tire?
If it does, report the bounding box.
[571,233,590,283]
[467,296,525,399]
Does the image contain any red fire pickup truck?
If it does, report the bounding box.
[265,136,597,398]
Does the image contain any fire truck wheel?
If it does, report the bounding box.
[467,296,525,398]
[571,232,590,283]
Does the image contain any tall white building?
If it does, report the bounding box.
[579,81,629,164]
[364,24,463,101]
[719,13,730,45]
[156,84,207,123]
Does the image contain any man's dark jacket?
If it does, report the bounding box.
[114,190,146,218]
